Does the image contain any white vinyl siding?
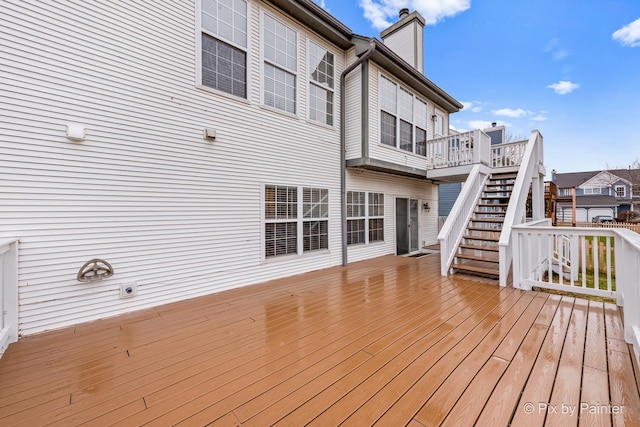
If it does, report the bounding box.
[0,0,346,335]
[200,0,248,98]
[262,13,297,114]
[434,109,444,136]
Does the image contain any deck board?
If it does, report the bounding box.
[0,254,638,426]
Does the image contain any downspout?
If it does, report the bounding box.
[340,40,376,266]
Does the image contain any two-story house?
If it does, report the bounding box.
[0,0,545,342]
[554,169,640,222]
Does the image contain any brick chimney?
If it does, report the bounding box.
[380,9,426,72]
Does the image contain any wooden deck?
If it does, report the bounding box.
[1,254,639,426]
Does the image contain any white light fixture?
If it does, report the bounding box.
[66,125,86,141]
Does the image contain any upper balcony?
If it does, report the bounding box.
[346,125,528,182]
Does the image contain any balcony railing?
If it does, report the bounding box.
[426,130,491,169]
[491,140,527,168]
[0,238,19,358]
[512,221,640,367]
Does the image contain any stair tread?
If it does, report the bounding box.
[477,203,509,207]
[467,226,502,232]
[451,263,499,276]
[463,235,500,242]
[459,244,499,252]
[471,218,505,223]
[455,253,499,263]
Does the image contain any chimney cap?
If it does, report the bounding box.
[399,8,409,19]
[491,122,497,127]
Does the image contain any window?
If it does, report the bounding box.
[415,99,427,156]
[263,14,297,114]
[347,191,384,245]
[265,185,328,258]
[303,187,329,251]
[379,75,429,156]
[265,185,297,257]
[308,41,334,125]
[368,193,384,242]
[584,187,602,195]
[200,0,248,98]
[346,191,366,245]
[615,185,626,198]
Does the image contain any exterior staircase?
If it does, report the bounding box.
[450,172,517,279]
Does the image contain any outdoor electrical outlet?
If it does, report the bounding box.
[119,282,138,299]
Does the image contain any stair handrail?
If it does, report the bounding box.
[498,130,544,286]
[438,164,490,275]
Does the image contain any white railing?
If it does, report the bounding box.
[438,164,490,275]
[491,140,527,168]
[427,129,491,169]
[512,224,640,367]
[498,130,544,286]
[0,238,19,358]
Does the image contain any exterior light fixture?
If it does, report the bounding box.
[423,202,430,211]
[66,125,86,141]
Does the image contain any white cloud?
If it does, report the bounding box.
[468,120,494,130]
[492,108,526,118]
[530,115,548,122]
[359,0,470,30]
[612,18,640,47]
[547,80,580,95]
[552,49,569,60]
[460,100,484,113]
[544,38,569,60]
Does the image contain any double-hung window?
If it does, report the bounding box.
[200,0,248,98]
[263,14,297,114]
[368,193,384,242]
[379,75,430,157]
[308,41,334,126]
[346,191,366,245]
[265,185,328,258]
[347,191,384,245]
[303,188,329,251]
[379,76,397,147]
[265,185,298,257]
[615,185,626,198]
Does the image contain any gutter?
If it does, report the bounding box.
[340,40,376,267]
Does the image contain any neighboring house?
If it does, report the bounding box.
[0,1,541,339]
[554,169,640,222]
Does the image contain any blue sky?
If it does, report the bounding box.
[315,0,640,173]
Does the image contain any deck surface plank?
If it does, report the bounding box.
[0,255,637,426]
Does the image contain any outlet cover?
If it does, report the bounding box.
[119,282,138,299]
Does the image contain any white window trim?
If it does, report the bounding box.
[378,73,431,158]
[307,39,336,127]
[260,11,300,118]
[615,185,626,198]
[347,190,385,245]
[261,184,330,262]
[195,0,251,101]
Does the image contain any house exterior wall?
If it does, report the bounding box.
[1,0,350,335]
[344,49,362,160]
[382,24,418,70]
[346,170,438,263]
[366,62,444,171]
